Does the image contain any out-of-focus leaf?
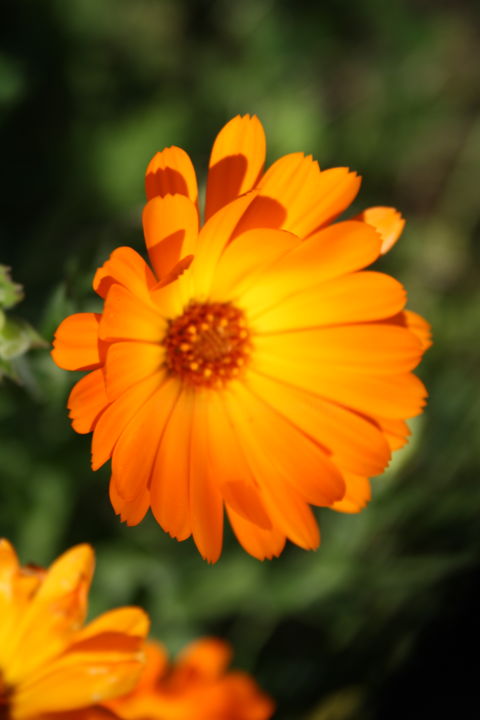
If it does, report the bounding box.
[0,315,47,382]
[0,265,23,309]
[308,687,365,720]
[0,316,46,360]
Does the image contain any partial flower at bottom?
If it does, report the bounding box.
[0,540,149,720]
[52,114,431,562]
[104,638,274,720]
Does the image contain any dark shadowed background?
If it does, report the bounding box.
[1,1,480,717]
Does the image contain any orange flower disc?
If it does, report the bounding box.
[163,302,250,387]
[51,114,431,563]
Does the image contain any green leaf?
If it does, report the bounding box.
[0,316,47,362]
[0,265,23,310]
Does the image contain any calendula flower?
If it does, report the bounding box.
[0,540,149,720]
[105,638,274,720]
[52,115,431,562]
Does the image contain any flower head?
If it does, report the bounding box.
[105,638,274,720]
[0,540,149,720]
[52,115,431,562]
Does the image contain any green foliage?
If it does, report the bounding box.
[1,1,479,718]
[0,266,46,381]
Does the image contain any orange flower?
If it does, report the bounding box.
[105,638,274,720]
[0,540,149,720]
[52,115,431,562]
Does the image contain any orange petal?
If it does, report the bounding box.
[247,372,390,477]
[51,313,101,371]
[205,114,266,220]
[223,383,322,549]
[142,194,198,282]
[254,324,423,377]
[93,247,157,301]
[104,341,165,402]
[153,254,194,290]
[331,472,372,514]
[357,206,405,254]
[238,220,381,316]
[233,154,361,239]
[403,309,433,351]
[132,641,169,691]
[251,272,407,330]
[209,227,298,303]
[253,350,427,419]
[150,390,193,541]
[111,378,180,502]
[177,637,232,678]
[226,506,286,561]
[373,416,411,451]
[110,477,150,526]
[145,146,198,204]
[222,481,272,531]
[206,390,272,530]
[99,284,166,343]
[91,373,165,470]
[68,369,109,434]
[226,382,344,507]
[191,192,257,298]
[189,391,224,563]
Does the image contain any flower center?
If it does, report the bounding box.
[163,302,251,387]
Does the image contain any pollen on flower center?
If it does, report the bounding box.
[163,302,251,387]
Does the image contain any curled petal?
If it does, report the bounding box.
[356,206,405,254]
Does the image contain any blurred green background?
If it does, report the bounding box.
[1,0,480,717]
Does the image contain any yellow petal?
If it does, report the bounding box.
[5,545,94,684]
[209,227,298,303]
[251,272,407,330]
[191,192,257,299]
[238,220,381,316]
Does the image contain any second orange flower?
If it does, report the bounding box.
[52,115,431,562]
